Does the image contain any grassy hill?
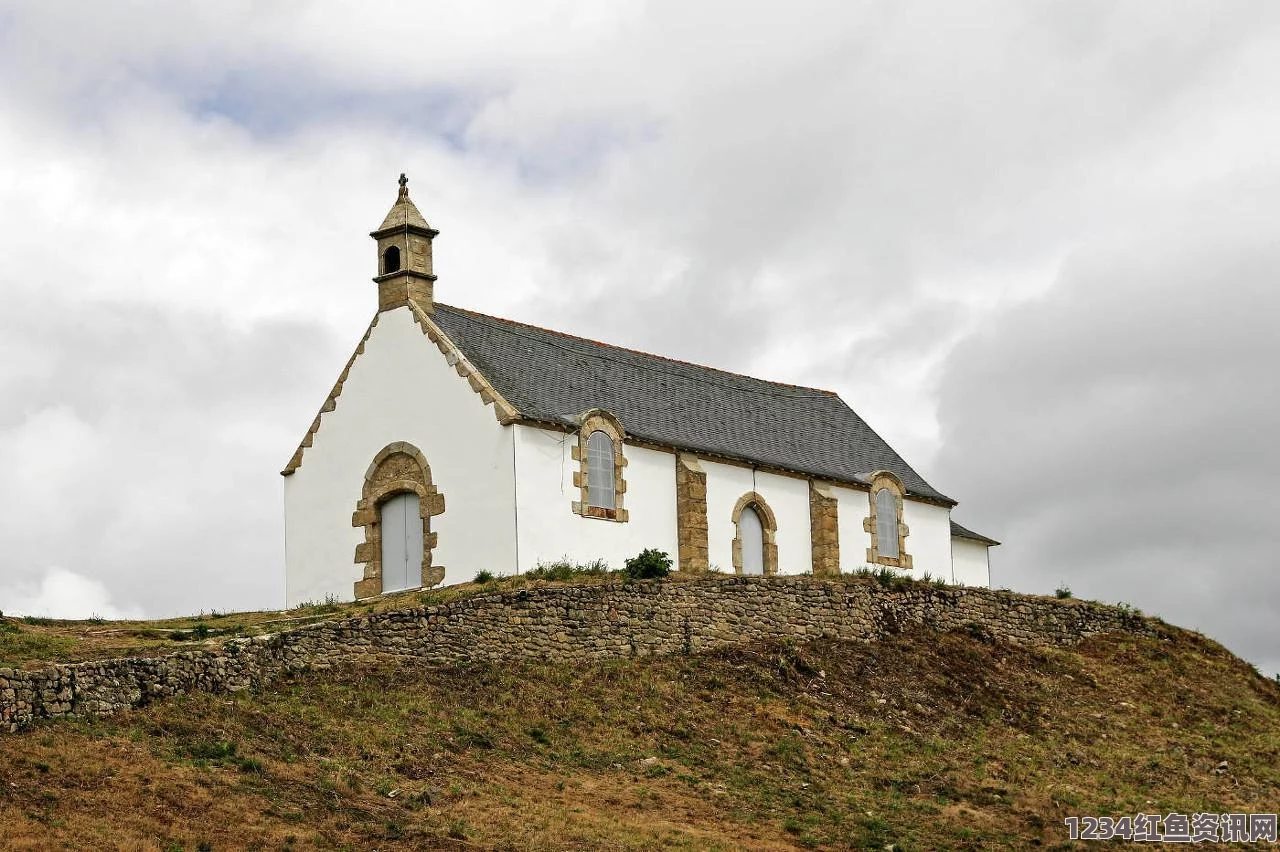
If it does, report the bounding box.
[1,595,1278,850]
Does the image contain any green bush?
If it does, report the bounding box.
[473,570,496,584]
[624,549,672,580]
[1055,585,1073,599]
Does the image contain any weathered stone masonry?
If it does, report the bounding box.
[0,577,1156,733]
[675,454,709,573]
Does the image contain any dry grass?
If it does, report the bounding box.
[2,625,1277,850]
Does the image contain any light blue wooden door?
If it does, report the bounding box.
[740,506,764,575]
[380,492,423,593]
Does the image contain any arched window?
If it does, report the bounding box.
[587,430,616,508]
[739,504,765,575]
[383,245,401,274]
[876,488,898,559]
[863,471,912,569]
[731,491,778,575]
[572,409,628,521]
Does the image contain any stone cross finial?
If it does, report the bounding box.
[397,173,409,200]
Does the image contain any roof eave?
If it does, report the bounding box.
[509,414,958,507]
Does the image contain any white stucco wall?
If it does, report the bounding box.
[951,537,992,588]
[902,499,953,580]
[702,461,812,574]
[831,485,961,582]
[283,306,516,606]
[832,484,871,574]
[513,425,678,572]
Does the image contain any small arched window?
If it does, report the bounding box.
[572,410,627,522]
[739,504,765,575]
[587,430,616,508]
[383,245,401,274]
[864,471,912,569]
[731,491,778,575]
[876,488,899,559]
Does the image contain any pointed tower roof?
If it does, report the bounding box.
[376,173,432,232]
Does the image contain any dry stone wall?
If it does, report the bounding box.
[1,577,1156,733]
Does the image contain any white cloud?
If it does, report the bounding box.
[0,568,144,620]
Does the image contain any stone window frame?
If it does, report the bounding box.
[731,491,779,576]
[352,441,446,599]
[570,409,629,522]
[863,470,912,569]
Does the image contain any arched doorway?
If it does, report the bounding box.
[352,441,446,599]
[379,491,424,593]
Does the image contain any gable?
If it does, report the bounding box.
[281,303,516,476]
[431,303,954,505]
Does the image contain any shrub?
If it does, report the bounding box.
[870,566,909,591]
[1055,585,1073,599]
[473,569,496,584]
[624,549,672,580]
[526,557,609,582]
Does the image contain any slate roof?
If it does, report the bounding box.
[431,303,956,505]
[949,520,1000,546]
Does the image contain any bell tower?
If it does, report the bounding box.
[371,174,439,313]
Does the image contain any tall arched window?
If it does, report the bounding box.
[863,471,912,569]
[739,504,765,575]
[587,430,616,508]
[876,488,898,559]
[383,245,401,274]
[572,409,628,521]
[731,491,778,575]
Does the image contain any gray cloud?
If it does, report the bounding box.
[932,206,1280,675]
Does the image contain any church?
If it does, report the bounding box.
[281,176,998,607]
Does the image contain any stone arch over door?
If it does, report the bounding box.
[731,491,779,576]
[352,441,446,598]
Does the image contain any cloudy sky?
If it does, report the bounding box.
[1,2,1276,673]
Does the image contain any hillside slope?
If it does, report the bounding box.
[2,625,1277,850]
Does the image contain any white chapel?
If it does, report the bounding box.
[281,176,998,606]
